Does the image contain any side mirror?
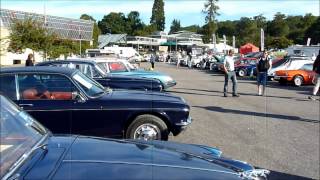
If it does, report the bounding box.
[72,91,85,103]
[71,91,79,100]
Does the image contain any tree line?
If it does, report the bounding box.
[5,0,319,60]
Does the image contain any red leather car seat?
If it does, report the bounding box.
[22,88,40,99]
[22,89,52,99]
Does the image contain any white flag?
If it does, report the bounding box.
[261,28,264,51]
[223,35,226,50]
[232,36,235,48]
[307,38,311,46]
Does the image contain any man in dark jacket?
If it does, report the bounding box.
[25,54,34,66]
[256,51,272,96]
[308,50,320,100]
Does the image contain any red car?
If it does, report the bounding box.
[274,63,316,86]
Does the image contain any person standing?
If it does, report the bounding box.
[150,52,155,70]
[25,53,34,66]
[223,50,239,97]
[176,51,182,68]
[308,50,320,100]
[256,51,272,96]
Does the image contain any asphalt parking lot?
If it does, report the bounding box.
[142,62,320,180]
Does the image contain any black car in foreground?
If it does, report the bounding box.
[0,94,269,180]
[0,66,191,140]
[36,59,163,92]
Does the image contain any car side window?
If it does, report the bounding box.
[0,75,17,100]
[91,66,101,78]
[108,62,128,72]
[18,74,77,100]
[77,64,92,77]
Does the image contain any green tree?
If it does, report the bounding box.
[267,36,293,49]
[236,17,259,46]
[268,12,289,37]
[150,0,165,31]
[202,0,219,43]
[180,25,201,33]
[305,17,320,44]
[98,12,127,34]
[135,24,157,36]
[253,14,267,29]
[7,18,55,55]
[47,39,77,59]
[80,14,101,48]
[217,20,236,37]
[127,11,145,35]
[169,19,181,34]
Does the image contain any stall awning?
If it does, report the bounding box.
[161,41,176,46]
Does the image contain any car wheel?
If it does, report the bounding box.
[293,76,303,86]
[238,69,246,77]
[126,115,168,141]
[196,63,200,68]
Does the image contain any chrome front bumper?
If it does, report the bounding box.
[274,75,291,80]
[175,116,192,126]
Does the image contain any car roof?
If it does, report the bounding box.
[0,66,77,76]
[37,59,96,65]
[93,58,127,63]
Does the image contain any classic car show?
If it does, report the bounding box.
[1,1,320,180]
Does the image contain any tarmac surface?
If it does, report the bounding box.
[143,62,320,180]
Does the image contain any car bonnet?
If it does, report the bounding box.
[51,136,242,179]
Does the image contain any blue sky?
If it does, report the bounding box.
[1,0,319,32]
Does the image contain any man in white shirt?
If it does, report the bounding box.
[223,50,239,97]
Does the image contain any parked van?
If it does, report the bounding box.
[86,47,143,62]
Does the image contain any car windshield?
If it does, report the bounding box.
[94,64,107,77]
[300,64,313,71]
[72,72,106,97]
[0,95,47,178]
[123,61,137,71]
[213,55,224,62]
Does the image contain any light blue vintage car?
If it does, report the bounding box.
[94,59,177,90]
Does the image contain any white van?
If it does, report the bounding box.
[86,47,143,62]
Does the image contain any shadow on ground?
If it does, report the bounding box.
[267,169,315,180]
[173,87,312,101]
[193,105,319,123]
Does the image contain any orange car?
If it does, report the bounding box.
[274,63,316,86]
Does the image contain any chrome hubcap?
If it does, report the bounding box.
[134,123,161,141]
[239,70,245,76]
[294,78,302,86]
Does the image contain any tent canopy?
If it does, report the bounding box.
[161,41,176,46]
[240,43,259,54]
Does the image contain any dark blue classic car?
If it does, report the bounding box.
[0,67,191,140]
[235,64,257,77]
[36,59,163,92]
[0,94,269,180]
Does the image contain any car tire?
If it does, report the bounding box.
[238,69,246,77]
[126,115,168,141]
[293,76,304,87]
[196,63,201,68]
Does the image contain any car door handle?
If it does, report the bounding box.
[19,104,34,107]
